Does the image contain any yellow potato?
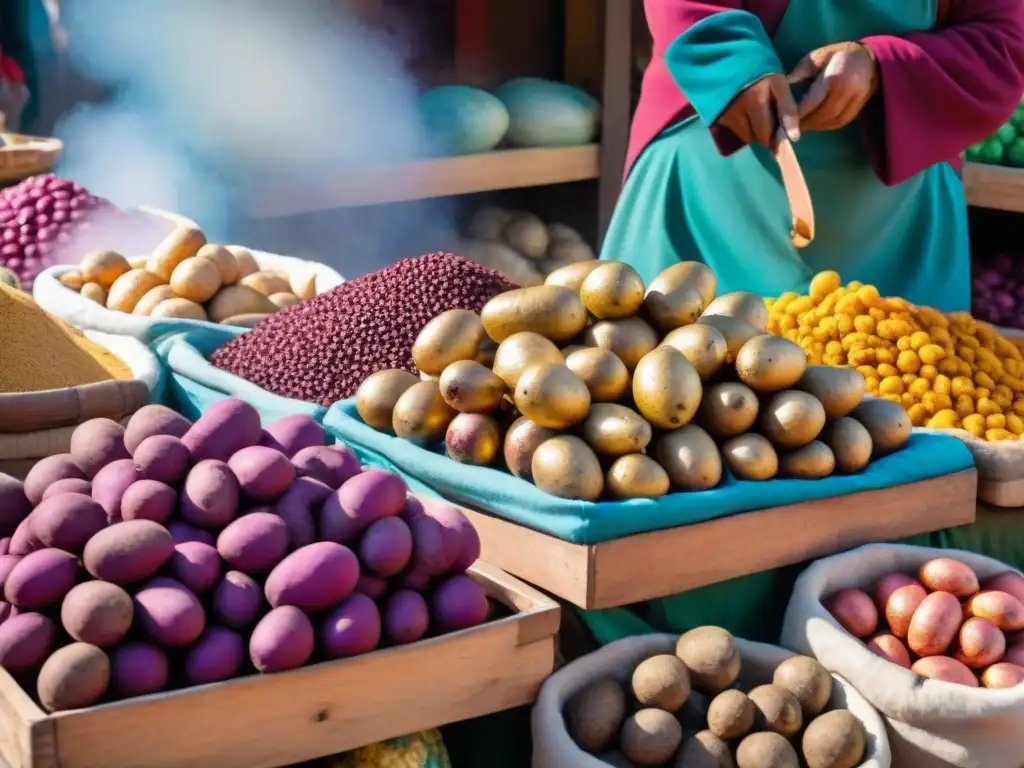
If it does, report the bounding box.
[59,270,84,291]
[80,282,107,305]
[133,285,178,316]
[170,257,222,304]
[225,245,260,279]
[106,269,165,314]
[290,271,318,301]
[481,285,588,343]
[81,250,131,289]
[269,292,301,309]
[150,297,208,321]
[240,270,292,297]
[196,244,240,285]
[207,285,277,323]
[146,227,206,280]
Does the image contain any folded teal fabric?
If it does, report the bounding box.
[152,325,327,425]
[323,399,976,545]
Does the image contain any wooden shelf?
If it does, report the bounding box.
[964,162,1024,212]
[244,145,600,218]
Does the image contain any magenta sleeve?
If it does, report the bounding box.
[859,0,1024,186]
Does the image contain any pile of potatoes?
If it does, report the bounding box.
[57,226,320,327]
[566,627,868,768]
[458,207,595,287]
[0,399,486,713]
[828,558,1024,688]
[355,260,912,501]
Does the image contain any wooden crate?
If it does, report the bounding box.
[440,470,978,610]
[0,564,559,768]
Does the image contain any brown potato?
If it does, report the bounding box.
[660,323,727,381]
[907,591,962,656]
[147,227,206,280]
[579,262,645,319]
[59,270,84,291]
[918,558,980,597]
[851,399,912,457]
[565,347,630,402]
[632,347,702,430]
[355,369,420,429]
[796,366,865,420]
[696,315,761,364]
[170,257,222,303]
[632,654,690,712]
[760,391,826,449]
[800,710,865,768]
[492,332,564,389]
[503,417,558,481]
[821,417,873,474]
[772,656,832,719]
[195,244,239,285]
[438,360,506,414]
[81,250,131,289]
[606,454,670,499]
[778,440,835,479]
[220,313,274,328]
[150,297,209,321]
[737,732,799,768]
[392,380,457,443]
[748,684,802,738]
[412,310,486,376]
[80,282,107,305]
[581,404,652,456]
[584,317,660,371]
[721,434,778,481]
[132,285,177,316]
[911,656,978,686]
[643,261,716,331]
[697,382,759,438]
[544,260,601,294]
[675,626,740,695]
[225,245,260,279]
[106,269,165,313]
[735,336,807,394]
[514,364,591,430]
[207,285,277,323]
[482,286,588,343]
[701,291,769,333]
[654,426,723,491]
[707,690,755,741]
[240,270,292,297]
[36,642,110,713]
[530,436,604,501]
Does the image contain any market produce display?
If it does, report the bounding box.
[972,253,1024,330]
[564,627,866,768]
[0,283,132,393]
[965,96,1024,167]
[0,399,486,712]
[211,252,516,404]
[826,557,1024,689]
[53,225,320,327]
[767,270,1024,440]
[353,262,911,501]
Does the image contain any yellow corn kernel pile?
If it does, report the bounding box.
[764,271,1024,441]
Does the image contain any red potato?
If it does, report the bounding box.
[111,642,168,697]
[70,418,130,479]
[40,478,91,501]
[953,617,1006,669]
[964,590,1024,632]
[228,446,296,502]
[132,435,191,486]
[918,558,979,597]
[320,469,407,543]
[908,591,963,657]
[249,606,314,673]
[181,398,262,462]
[180,460,240,530]
[0,612,56,671]
[826,589,878,638]
[873,573,921,613]
[119,480,176,525]
[981,662,1024,689]
[132,577,206,646]
[982,572,1024,607]
[912,656,979,687]
[320,593,382,659]
[91,458,142,522]
[60,581,133,647]
[1006,637,1024,667]
[291,445,361,490]
[23,454,86,505]
[0,474,31,538]
[866,634,912,669]
[885,584,929,639]
[29,492,107,553]
[123,404,192,454]
[4,549,79,608]
[83,520,174,585]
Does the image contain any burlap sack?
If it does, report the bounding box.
[781,543,1024,768]
[916,426,1024,508]
[531,634,890,768]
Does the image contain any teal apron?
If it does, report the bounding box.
[601,0,969,312]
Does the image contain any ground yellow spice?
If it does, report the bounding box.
[0,284,132,393]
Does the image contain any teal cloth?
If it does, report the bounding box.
[152,325,327,426]
[323,399,974,545]
[601,0,970,312]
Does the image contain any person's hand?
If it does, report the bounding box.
[717,74,800,148]
[788,42,879,132]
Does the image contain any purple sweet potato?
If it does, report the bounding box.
[23,454,86,505]
[4,549,78,608]
[60,581,133,647]
[400,565,434,592]
[9,519,41,556]
[0,612,55,670]
[0,474,30,537]
[273,477,330,549]
[424,503,481,574]
[133,435,191,485]
[133,577,206,646]
[0,554,21,592]
[112,642,169,697]
[385,590,430,645]
[249,606,314,673]
[70,418,130,478]
[0,539,9,557]
[404,507,457,577]
[354,574,389,600]
[320,469,407,543]
[228,446,296,502]
[40,478,92,501]
[167,521,216,547]
[124,404,192,454]
[29,492,107,553]
[432,574,489,633]
[169,541,222,593]
[264,415,327,458]
[181,398,262,462]
[185,627,244,685]
[291,445,360,489]
[120,480,176,524]
[358,517,413,578]
[213,570,263,628]
[83,520,174,585]
[321,593,381,659]
[91,458,141,522]
[0,601,16,624]
[264,542,359,612]
[180,460,239,529]
[217,513,289,575]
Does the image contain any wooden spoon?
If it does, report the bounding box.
[774,128,815,248]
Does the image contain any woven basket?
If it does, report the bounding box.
[0,133,62,184]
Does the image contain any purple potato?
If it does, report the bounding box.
[4,548,78,608]
[400,566,434,592]
[0,538,9,557]
[216,513,289,575]
[353,574,389,600]
[264,542,359,612]
[259,431,286,454]
[29,492,107,553]
[169,542,222,594]
[119,480,176,524]
[272,477,330,550]
[405,513,457,577]
[111,642,169,697]
[320,593,382,659]
[8,519,41,556]
[431,574,489,633]
[91,458,141,522]
[228,446,296,502]
[124,404,192,454]
[181,398,262,463]
[185,627,244,685]
[0,601,16,624]
[180,460,239,530]
[83,520,174,585]
[249,606,314,673]
[132,577,206,646]
[424,503,481,574]
[132,435,191,485]
[60,581,133,647]
[384,590,430,645]
[320,469,407,543]
[0,612,56,670]
[0,474,30,537]
[40,477,91,502]
[213,570,263,629]
[0,554,22,591]
[291,445,360,489]
[358,517,413,578]
[23,454,86,506]
[263,415,327,458]
[167,521,216,547]
[70,418,130,478]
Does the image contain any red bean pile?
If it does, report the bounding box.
[211,252,516,404]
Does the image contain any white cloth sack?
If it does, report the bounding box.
[531,633,890,768]
[781,543,1024,768]
[34,250,343,342]
[83,330,162,394]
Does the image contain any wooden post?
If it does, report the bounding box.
[597,0,634,245]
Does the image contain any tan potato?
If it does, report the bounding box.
[606,454,670,499]
[653,425,722,491]
[821,417,873,474]
[80,282,107,305]
[801,710,866,768]
[492,332,564,388]
[748,685,802,738]
[761,391,827,449]
[565,347,630,402]
[581,404,652,456]
[737,731,799,768]
[584,317,659,371]
[128,257,149,269]
[392,380,457,443]
[290,271,318,301]
[778,440,835,479]
[195,244,240,285]
[502,212,549,259]
[412,309,485,376]
[514,364,591,430]
[579,262,645,319]
[660,324,727,380]
[59,270,85,291]
[632,655,691,712]
[170,257,222,303]
[722,434,778,481]
[796,366,866,420]
[147,227,206,280]
[81,250,131,289]
[697,382,759,438]
[36,642,110,713]
[268,292,301,309]
[701,291,769,332]
[132,285,177,316]
[207,285,277,323]
[632,347,702,430]
[220,313,274,328]
[355,369,420,429]
[438,359,506,414]
[544,260,601,294]
[547,222,584,245]
[643,262,717,332]
[240,270,292,297]
[225,245,260,279]
[463,240,544,287]
[475,337,499,367]
[620,709,683,767]
[676,626,741,695]
[707,690,754,740]
[481,285,588,343]
[464,206,515,241]
[541,240,596,274]
[106,269,165,313]
[772,656,832,719]
[735,336,808,394]
[150,297,208,321]
[564,679,627,754]
[851,399,912,457]
[531,435,604,500]
[696,315,762,364]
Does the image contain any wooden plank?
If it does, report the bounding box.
[244,145,601,217]
[597,0,634,244]
[0,674,52,768]
[964,163,1024,213]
